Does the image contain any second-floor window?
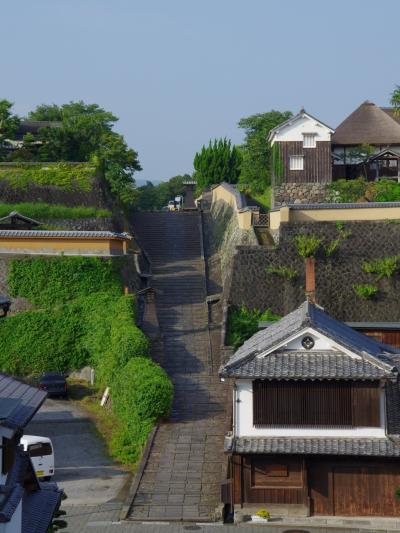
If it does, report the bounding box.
[289,155,304,171]
[253,380,381,428]
[303,133,316,148]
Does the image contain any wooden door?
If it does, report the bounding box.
[309,458,400,516]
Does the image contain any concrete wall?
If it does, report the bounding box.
[227,221,400,322]
[0,236,128,256]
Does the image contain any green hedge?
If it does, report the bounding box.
[0,163,95,191]
[3,255,172,466]
[110,358,173,463]
[0,202,111,220]
[0,307,86,375]
[78,293,150,384]
[8,256,122,307]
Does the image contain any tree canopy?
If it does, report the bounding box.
[193,138,242,192]
[137,174,190,210]
[2,100,141,205]
[391,85,400,116]
[0,100,21,158]
[237,110,292,193]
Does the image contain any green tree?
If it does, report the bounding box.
[237,110,292,193]
[193,138,242,192]
[391,85,400,117]
[347,143,375,179]
[0,100,21,159]
[137,174,190,210]
[28,101,141,204]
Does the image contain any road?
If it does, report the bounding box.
[25,397,131,506]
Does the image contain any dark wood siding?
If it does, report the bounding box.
[357,329,400,349]
[309,457,400,516]
[232,455,307,505]
[232,454,400,516]
[253,380,380,428]
[277,141,332,183]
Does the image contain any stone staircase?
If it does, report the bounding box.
[128,212,228,521]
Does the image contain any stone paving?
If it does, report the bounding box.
[63,503,400,532]
[128,212,229,521]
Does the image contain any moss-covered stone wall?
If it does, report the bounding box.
[227,221,400,321]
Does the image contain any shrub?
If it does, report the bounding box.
[0,307,87,375]
[8,256,122,307]
[328,177,400,203]
[294,234,322,258]
[78,293,150,384]
[0,202,110,219]
[324,239,341,257]
[353,284,378,299]
[226,306,280,349]
[255,509,270,519]
[0,163,95,191]
[110,357,173,464]
[266,265,297,280]
[362,256,400,280]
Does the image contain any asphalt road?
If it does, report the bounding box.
[25,397,131,506]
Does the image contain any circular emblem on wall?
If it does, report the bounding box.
[301,336,315,350]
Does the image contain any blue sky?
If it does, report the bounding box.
[1,0,399,182]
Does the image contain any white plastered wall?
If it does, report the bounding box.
[271,114,332,144]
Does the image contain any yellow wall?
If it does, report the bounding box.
[270,205,400,229]
[0,237,126,256]
[212,184,254,230]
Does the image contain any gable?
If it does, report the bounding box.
[220,301,399,380]
[269,111,334,145]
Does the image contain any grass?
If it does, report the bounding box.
[251,186,271,210]
[0,202,111,220]
[67,379,134,470]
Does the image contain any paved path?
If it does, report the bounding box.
[62,503,400,533]
[129,212,229,521]
[27,398,131,506]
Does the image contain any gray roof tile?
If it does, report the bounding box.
[0,229,130,240]
[220,301,399,379]
[228,436,400,457]
[226,351,392,380]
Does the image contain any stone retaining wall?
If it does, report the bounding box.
[273,182,329,207]
[227,221,400,321]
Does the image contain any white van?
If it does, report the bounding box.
[20,435,55,481]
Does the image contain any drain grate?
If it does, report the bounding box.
[283,530,311,533]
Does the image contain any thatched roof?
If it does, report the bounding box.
[332,101,400,145]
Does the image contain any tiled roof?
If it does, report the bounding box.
[227,436,400,457]
[0,374,46,431]
[22,486,62,533]
[224,351,392,380]
[0,485,24,522]
[220,301,399,379]
[0,211,42,226]
[287,202,400,210]
[0,230,131,240]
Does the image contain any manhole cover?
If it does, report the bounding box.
[183,527,202,531]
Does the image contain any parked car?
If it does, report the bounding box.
[38,372,68,398]
[20,435,55,481]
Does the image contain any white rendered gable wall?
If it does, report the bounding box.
[234,328,386,438]
[271,115,332,144]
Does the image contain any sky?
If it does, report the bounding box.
[1,0,400,182]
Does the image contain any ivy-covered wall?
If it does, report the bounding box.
[226,221,400,321]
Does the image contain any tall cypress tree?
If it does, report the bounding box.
[193,138,242,192]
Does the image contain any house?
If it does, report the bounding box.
[268,108,334,186]
[331,100,400,180]
[0,212,41,230]
[219,300,400,517]
[268,109,334,206]
[0,374,62,531]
